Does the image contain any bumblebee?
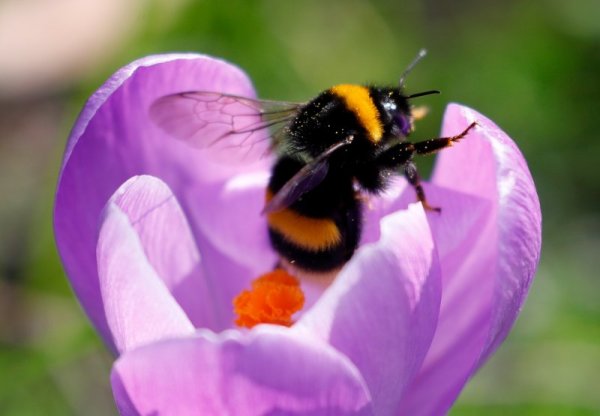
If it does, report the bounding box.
[151,50,477,274]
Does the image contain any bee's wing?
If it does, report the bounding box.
[149,91,303,163]
[263,136,355,214]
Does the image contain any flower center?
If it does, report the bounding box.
[233,269,305,328]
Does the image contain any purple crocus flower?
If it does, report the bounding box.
[54,54,542,415]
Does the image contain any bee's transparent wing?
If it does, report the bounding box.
[263,136,355,213]
[149,91,303,163]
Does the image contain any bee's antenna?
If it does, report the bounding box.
[399,49,427,87]
[406,89,440,99]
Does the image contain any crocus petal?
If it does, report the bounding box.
[98,176,197,353]
[108,175,218,329]
[399,104,541,415]
[297,203,441,415]
[436,105,541,363]
[360,177,412,245]
[111,326,373,415]
[182,170,277,327]
[54,55,268,347]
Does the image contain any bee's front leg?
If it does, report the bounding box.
[412,121,478,155]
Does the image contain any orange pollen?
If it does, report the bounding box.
[233,269,305,329]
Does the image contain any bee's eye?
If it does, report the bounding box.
[394,113,412,136]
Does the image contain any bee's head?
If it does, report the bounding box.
[376,88,414,139]
[389,93,413,137]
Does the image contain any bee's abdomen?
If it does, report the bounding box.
[266,157,362,272]
[266,204,361,272]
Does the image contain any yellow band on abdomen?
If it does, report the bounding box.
[266,192,341,251]
[330,84,383,143]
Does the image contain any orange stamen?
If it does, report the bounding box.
[233,269,305,329]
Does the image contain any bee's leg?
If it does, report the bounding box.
[404,122,476,211]
[413,122,477,155]
[404,161,440,212]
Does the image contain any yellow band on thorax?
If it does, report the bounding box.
[330,84,383,143]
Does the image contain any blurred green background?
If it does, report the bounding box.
[1,0,599,414]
